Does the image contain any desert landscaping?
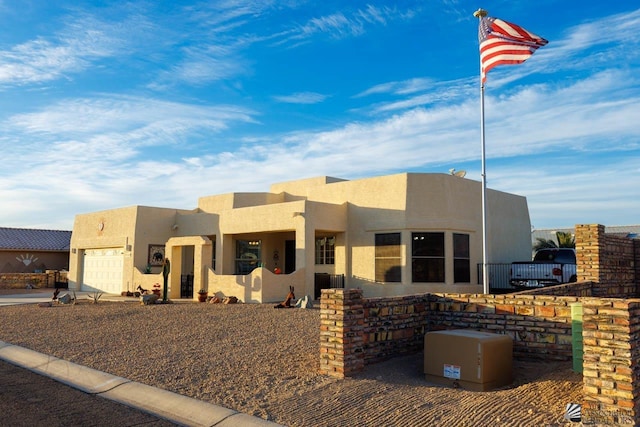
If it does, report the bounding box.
[0,290,583,426]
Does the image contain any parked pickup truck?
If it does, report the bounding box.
[510,248,577,289]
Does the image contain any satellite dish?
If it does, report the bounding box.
[454,170,467,178]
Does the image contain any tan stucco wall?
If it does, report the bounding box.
[269,176,347,197]
[198,192,285,212]
[67,172,531,300]
[68,205,189,293]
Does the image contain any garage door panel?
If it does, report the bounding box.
[82,248,123,293]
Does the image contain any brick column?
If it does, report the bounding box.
[319,288,365,378]
[581,298,640,424]
[575,224,604,283]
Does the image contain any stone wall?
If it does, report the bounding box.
[0,271,67,289]
[581,298,640,424]
[427,293,578,361]
[514,280,594,297]
[575,224,639,297]
[319,288,366,377]
[319,289,579,376]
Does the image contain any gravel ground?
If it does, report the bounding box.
[0,297,584,426]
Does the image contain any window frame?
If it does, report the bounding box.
[374,232,402,283]
[411,232,445,283]
[315,236,336,265]
[234,239,261,275]
[453,233,470,283]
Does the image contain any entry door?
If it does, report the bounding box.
[284,240,296,274]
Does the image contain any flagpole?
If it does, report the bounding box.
[474,8,490,294]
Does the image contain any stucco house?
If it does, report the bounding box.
[68,173,532,301]
[0,227,71,273]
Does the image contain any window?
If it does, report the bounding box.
[235,240,261,275]
[412,232,444,282]
[453,233,470,283]
[375,233,401,282]
[315,237,335,265]
[208,236,216,271]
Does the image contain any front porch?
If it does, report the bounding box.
[159,226,344,302]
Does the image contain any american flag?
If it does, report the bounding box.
[478,15,548,83]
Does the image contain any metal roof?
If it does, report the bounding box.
[0,227,71,251]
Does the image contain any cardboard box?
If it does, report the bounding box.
[424,329,513,391]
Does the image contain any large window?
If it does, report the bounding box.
[235,240,261,275]
[453,233,470,283]
[412,232,444,282]
[375,233,401,282]
[315,237,335,265]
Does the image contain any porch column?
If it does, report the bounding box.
[295,213,314,298]
[196,239,213,295]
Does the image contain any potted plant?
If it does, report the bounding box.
[197,289,208,302]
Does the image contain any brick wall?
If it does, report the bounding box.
[362,294,429,365]
[319,289,366,377]
[427,293,578,361]
[575,224,639,297]
[319,289,578,377]
[581,298,640,424]
[514,280,594,297]
[0,271,66,289]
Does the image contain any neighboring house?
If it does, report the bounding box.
[67,173,532,301]
[0,227,71,273]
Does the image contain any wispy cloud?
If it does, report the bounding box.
[273,92,329,104]
[4,95,256,139]
[275,5,416,47]
[355,78,436,97]
[0,33,116,86]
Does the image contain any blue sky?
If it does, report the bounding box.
[1,1,638,231]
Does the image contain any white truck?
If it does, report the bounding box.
[510,248,577,289]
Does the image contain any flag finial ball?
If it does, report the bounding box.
[473,8,488,18]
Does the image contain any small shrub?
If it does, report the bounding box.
[87,291,103,304]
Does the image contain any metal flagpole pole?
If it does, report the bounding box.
[480,83,489,294]
[474,8,490,294]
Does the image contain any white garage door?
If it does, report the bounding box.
[82,248,124,294]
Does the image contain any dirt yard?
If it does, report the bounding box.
[0,291,583,426]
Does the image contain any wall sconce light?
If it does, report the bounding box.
[172,224,179,230]
[71,248,77,254]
